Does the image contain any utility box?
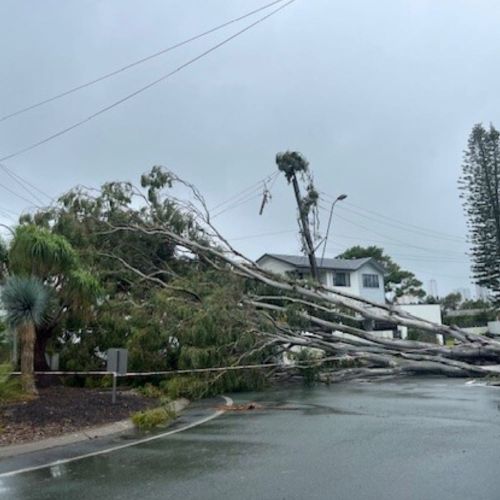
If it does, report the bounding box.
[107,348,128,375]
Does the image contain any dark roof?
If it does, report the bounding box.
[257,253,386,273]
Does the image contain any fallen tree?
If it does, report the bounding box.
[85,167,500,383]
[23,166,500,385]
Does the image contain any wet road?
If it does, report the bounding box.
[2,378,500,499]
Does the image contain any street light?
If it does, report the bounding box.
[320,194,347,267]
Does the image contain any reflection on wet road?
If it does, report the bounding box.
[2,378,500,500]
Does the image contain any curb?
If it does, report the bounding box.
[0,398,190,460]
[0,395,232,478]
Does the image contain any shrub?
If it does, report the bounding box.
[0,363,23,402]
[139,383,164,399]
[131,405,176,431]
[292,348,323,386]
[161,376,206,400]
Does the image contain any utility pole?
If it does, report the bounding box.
[290,172,320,281]
[276,151,320,282]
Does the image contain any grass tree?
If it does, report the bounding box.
[8,225,100,370]
[1,276,48,395]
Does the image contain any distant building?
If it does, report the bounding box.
[257,253,386,304]
[257,253,443,343]
[427,279,439,298]
[476,285,490,301]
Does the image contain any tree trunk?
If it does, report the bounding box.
[291,173,319,281]
[34,327,52,371]
[20,322,37,395]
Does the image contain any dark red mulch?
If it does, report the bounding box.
[0,386,157,446]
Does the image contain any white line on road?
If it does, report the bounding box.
[0,396,233,478]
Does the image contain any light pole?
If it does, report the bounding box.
[320,194,347,267]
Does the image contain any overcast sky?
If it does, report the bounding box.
[1,0,500,296]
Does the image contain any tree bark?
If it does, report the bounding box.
[20,322,37,395]
[290,173,319,281]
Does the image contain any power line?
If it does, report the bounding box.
[0,180,39,206]
[210,171,277,211]
[0,163,52,202]
[321,192,466,242]
[326,243,471,282]
[228,228,296,241]
[329,244,468,263]
[330,232,466,257]
[0,164,46,205]
[336,204,465,244]
[213,192,262,218]
[0,0,288,123]
[0,203,20,216]
[319,204,467,257]
[0,1,296,163]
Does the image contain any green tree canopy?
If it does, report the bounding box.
[18,167,209,372]
[440,292,462,312]
[459,123,500,301]
[7,225,100,370]
[336,245,425,302]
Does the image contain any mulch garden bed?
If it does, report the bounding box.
[0,386,157,446]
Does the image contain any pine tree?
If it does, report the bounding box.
[459,124,500,301]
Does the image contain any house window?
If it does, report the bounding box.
[334,272,350,287]
[362,273,380,288]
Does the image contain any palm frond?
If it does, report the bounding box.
[9,225,78,276]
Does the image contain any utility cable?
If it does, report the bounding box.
[0,164,46,205]
[321,191,465,242]
[0,0,288,123]
[0,0,296,163]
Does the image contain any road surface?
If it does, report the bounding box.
[1,378,499,499]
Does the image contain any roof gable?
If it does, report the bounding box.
[257,253,386,274]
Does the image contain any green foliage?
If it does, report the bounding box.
[161,376,207,400]
[460,298,492,310]
[459,123,500,301]
[131,405,176,431]
[440,292,462,312]
[406,329,439,343]
[276,151,309,182]
[443,310,495,328]
[139,383,165,399]
[291,348,322,386]
[337,245,425,301]
[15,168,274,389]
[9,225,78,277]
[1,276,48,328]
[284,304,310,330]
[0,363,23,402]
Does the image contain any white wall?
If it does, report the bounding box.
[258,257,386,304]
[355,263,386,304]
[397,304,442,324]
[397,304,443,344]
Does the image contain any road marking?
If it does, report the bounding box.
[0,396,233,478]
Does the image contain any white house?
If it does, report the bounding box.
[257,253,444,343]
[256,253,387,304]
